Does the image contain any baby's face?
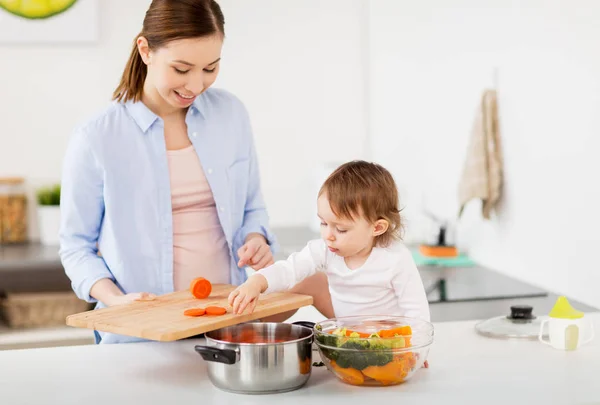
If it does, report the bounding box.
[317,195,376,259]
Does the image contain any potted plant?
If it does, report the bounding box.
[36,184,61,246]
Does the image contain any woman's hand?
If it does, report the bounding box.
[228,274,268,314]
[106,292,157,307]
[237,233,274,270]
[90,279,156,307]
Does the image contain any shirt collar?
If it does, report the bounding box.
[124,99,159,133]
[125,95,207,133]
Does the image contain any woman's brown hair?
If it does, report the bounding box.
[319,160,403,247]
[113,0,225,103]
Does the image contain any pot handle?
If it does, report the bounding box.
[194,345,238,365]
[292,321,316,329]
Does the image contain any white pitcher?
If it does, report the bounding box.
[538,296,594,350]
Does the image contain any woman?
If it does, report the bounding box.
[59,0,301,344]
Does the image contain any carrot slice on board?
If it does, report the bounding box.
[190,277,212,299]
[183,308,206,317]
[205,306,227,316]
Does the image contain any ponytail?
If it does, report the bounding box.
[112,36,147,103]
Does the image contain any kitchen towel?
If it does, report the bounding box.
[458,89,503,219]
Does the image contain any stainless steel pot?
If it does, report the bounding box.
[194,321,315,394]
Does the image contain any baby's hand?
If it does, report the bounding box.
[228,275,268,315]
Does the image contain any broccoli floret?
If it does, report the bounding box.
[335,353,353,368]
[340,339,370,350]
[316,333,340,362]
[324,335,340,347]
[333,339,384,370]
[316,333,340,348]
[351,354,369,370]
[365,351,393,366]
[334,351,375,370]
[319,332,401,369]
[320,346,339,362]
[335,351,369,370]
[333,349,392,370]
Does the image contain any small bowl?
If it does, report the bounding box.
[313,315,434,386]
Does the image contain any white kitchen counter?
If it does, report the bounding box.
[1,312,599,405]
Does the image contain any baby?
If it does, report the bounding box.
[228,160,430,323]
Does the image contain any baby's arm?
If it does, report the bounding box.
[228,239,327,314]
[255,238,327,293]
[391,248,431,322]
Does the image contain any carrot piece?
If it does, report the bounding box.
[205,306,227,316]
[190,277,212,299]
[379,325,412,338]
[362,361,406,385]
[183,308,206,317]
[345,329,370,338]
[329,360,364,385]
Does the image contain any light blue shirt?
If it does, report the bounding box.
[59,88,278,344]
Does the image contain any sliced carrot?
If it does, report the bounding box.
[184,308,206,317]
[379,325,412,338]
[190,277,212,299]
[362,361,407,385]
[330,360,365,385]
[205,306,227,316]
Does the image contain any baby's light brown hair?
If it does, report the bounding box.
[318,160,403,247]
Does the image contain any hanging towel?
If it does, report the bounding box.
[458,89,503,219]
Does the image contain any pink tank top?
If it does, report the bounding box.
[167,145,231,291]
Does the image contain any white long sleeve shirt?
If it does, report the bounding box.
[255,238,431,321]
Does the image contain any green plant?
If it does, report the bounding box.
[36,184,61,206]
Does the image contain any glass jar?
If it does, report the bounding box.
[0,177,28,244]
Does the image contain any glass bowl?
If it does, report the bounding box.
[313,315,434,386]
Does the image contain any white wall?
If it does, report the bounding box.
[368,0,600,308]
[215,0,369,228]
[0,0,368,238]
[0,0,149,239]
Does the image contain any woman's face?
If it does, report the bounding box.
[138,35,223,111]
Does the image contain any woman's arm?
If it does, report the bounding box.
[231,104,278,265]
[58,126,117,304]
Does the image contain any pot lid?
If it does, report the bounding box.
[475,305,546,340]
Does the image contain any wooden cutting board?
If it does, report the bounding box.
[65,284,313,341]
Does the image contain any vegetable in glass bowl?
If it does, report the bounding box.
[314,315,434,386]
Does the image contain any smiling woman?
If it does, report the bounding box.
[58,0,285,344]
[0,0,77,19]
